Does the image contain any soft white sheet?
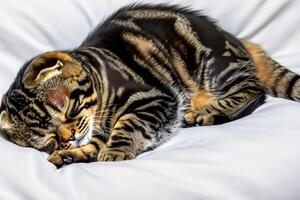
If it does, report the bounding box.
[0,0,300,199]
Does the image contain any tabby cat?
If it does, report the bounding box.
[0,4,299,167]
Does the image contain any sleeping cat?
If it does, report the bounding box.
[0,4,299,167]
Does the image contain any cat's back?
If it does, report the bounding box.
[80,3,225,51]
[78,3,251,98]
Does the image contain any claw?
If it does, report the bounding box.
[98,147,135,162]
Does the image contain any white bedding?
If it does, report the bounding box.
[0,0,300,199]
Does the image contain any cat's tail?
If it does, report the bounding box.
[242,40,300,101]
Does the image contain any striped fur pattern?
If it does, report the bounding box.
[0,4,299,167]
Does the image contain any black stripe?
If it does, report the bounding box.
[74,51,101,70]
[77,76,91,86]
[129,119,152,140]
[89,141,100,151]
[149,124,158,130]
[92,133,109,143]
[111,135,132,141]
[231,96,244,102]
[230,99,239,106]
[78,120,87,130]
[224,99,233,108]
[79,121,89,133]
[83,99,97,110]
[135,112,158,124]
[210,104,222,113]
[31,128,47,137]
[76,117,84,128]
[121,123,135,132]
[70,86,94,99]
[99,45,173,96]
[34,100,51,119]
[122,95,171,115]
[286,75,299,99]
[222,85,262,98]
[272,69,289,96]
[221,76,256,92]
[70,99,97,118]
[217,101,227,110]
[46,102,61,113]
[109,141,131,148]
[150,52,180,83]
[197,60,207,86]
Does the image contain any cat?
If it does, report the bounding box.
[0,4,299,167]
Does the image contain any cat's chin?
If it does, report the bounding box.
[62,131,93,149]
[77,129,93,147]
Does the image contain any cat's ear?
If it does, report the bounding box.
[0,97,12,131]
[0,109,29,147]
[0,110,12,131]
[22,52,74,88]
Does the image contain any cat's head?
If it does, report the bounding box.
[0,51,99,153]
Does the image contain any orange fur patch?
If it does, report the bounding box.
[242,40,273,86]
[122,33,154,56]
[42,52,74,63]
[61,63,84,78]
[172,55,198,91]
[190,89,214,109]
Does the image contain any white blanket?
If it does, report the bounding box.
[0,0,300,199]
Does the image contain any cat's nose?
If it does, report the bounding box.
[58,126,76,142]
[70,129,75,140]
[69,134,75,141]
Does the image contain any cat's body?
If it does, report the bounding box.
[0,4,299,167]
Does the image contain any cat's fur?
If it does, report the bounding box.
[0,4,299,167]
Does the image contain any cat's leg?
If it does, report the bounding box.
[97,114,139,161]
[98,96,179,161]
[183,88,265,126]
[48,134,105,167]
[48,95,179,165]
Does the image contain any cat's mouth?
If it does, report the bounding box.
[41,130,90,153]
[69,128,93,148]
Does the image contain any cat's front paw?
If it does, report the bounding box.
[183,111,214,126]
[48,151,64,167]
[48,150,73,168]
[98,148,135,162]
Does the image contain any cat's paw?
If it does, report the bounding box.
[48,150,73,168]
[183,111,232,127]
[98,148,135,162]
[48,151,64,167]
[183,111,214,126]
